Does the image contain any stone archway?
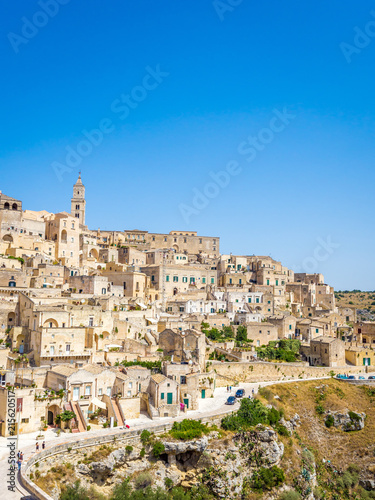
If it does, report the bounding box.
[43,318,59,328]
[89,248,99,260]
[47,404,61,426]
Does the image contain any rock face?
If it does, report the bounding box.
[360,479,375,491]
[163,436,208,455]
[326,410,366,431]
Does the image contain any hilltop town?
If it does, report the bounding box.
[0,174,373,435]
[1,176,375,499]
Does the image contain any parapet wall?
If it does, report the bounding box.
[19,409,230,500]
[212,361,374,386]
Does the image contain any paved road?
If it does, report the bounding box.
[0,377,329,500]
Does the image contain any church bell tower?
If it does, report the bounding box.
[71,172,86,225]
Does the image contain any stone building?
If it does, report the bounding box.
[301,336,346,367]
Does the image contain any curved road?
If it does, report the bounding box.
[0,377,329,499]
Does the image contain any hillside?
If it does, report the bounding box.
[258,378,375,498]
[335,291,375,321]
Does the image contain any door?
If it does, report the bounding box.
[47,410,54,425]
[73,387,79,401]
[183,398,189,409]
[167,393,173,404]
[201,389,206,399]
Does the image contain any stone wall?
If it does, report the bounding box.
[212,360,374,386]
[118,396,141,419]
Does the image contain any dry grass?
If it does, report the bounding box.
[335,290,375,311]
[260,379,375,475]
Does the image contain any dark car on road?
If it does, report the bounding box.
[348,375,356,380]
[226,396,236,405]
[369,376,375,380]
[235,389,245,398]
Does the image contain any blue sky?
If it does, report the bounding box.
[1,1,375,290]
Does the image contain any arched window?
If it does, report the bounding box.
[4,202,10,210]
[12,203,18,210]
[61,229,67,242]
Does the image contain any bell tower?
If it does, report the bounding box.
[71,172,86,225]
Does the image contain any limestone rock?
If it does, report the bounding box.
[163,436,208,454]
[326,410,366,431]
[360,479,375,491]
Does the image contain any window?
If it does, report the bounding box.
[256,298,259,303]
[71,237,74,243]
[182,277,187,283]
[239,279,242,284]
[180,376,186,384]
[98,388,102,395]
[190,277,195,284]
[102,288,107,294]
[21,418,29,424]
[127,390,131,397]
[202,277,206,284]
[89,317,94,326]
[173,276,178,282]
[151,275,155,282]
[166,275,170,282]
[267,279,270,285]
[76,204,80,210]
[85,385,91,396]
[66,344,70,352]
[106,387,111,396]
[211,277,215,284]
[50,345,55,355]
[248,297,252,303]
[161,392,165,400]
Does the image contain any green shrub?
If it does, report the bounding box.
[140,429,151,445]
[125,445,133,453]
[348,411,361,422]
[169,419,210,441]
[250,466,285,491]
[325,415,335,428]
[164,477,173,489]
[276,423,290,436]
[315,405,325,415]
[140,447,145,458]
[152,441,165,458]
[221,398,282,431]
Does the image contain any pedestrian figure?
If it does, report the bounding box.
[17,451,20,459]
[17,459,21,472]
[36,442,39,452]
[20,452,23,461]
[252,388,255,396]
[42,441,45,450]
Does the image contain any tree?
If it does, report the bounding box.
[236,325,247,342]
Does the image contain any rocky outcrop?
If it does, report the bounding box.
[235,425,284,466]
[279,413,300,434]
[163,436,208,455]
[326,410,366,431]
[360,479,375,491]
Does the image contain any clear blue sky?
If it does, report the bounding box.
[1,1,375,290]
